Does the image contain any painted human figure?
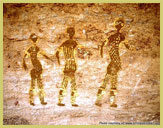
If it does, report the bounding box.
[56,27,84,107]
[23,33,53,106]
[95,18,130,107]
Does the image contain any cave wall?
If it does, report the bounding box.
[3,3,160,125]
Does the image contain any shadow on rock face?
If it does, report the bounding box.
[3,116,31,125]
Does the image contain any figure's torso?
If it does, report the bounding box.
[107,32,125,69]
[61,39,77,73]
[108,32,125,58]
[27,45,42,70]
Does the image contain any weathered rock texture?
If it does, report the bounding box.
[3,3,160,125]
[3,116,30,125]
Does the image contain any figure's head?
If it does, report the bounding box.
[67,27,75,39]
[114,18,124,31]
[30,33,38,43]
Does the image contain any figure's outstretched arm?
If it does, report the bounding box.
[124,40,130,49]
[23,52,28,71]
[123,40,136,50]
[56,50,60,65]
[76,43,87,50]
[76,44,92,58]
[99,38,108,58]
[40,51,54,62]
[55,46,63,65]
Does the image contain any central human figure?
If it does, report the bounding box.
[56,27,79,107]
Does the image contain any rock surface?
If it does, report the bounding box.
[3,3,160,125]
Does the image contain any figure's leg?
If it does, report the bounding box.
[95,73,109,106]
[70,75,78,107]
[37,75,47,105]
[109,73,118,107]
[57,75,68,106]
[29,77,36,106]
